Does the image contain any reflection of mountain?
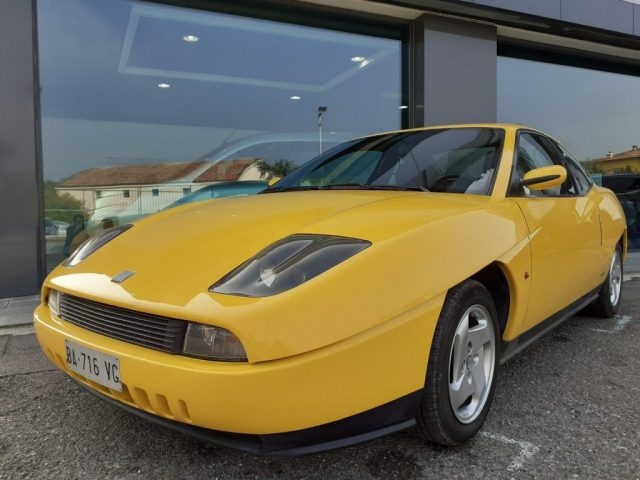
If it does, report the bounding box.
[55,159,264,223]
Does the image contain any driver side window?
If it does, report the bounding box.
[510,133,568,197]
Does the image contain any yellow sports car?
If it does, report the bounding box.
[34,124,626,454]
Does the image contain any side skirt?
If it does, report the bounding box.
[499,287,600,364]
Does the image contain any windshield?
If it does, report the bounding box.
[265,128,504,195]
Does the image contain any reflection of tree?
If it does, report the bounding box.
[44,181,84,222]
[254,158,297,180]
[583,160,637,175]
[612,165,636,174]
[581,159,604,174]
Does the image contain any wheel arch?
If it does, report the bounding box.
[619,231,627,260]
[470,262,510,336]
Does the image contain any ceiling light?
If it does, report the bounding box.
[399,105,408,109]
[358,59,371,69]
[182,34,199,43]
[351,56,365,63]
[157,83,171,89]
[290,95,301,100]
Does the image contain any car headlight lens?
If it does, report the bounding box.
[210,234,371,297]
[64,225,132,267]
[183,323,247,361]
[48,289,61,317]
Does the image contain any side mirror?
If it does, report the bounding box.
[521,165,567,191]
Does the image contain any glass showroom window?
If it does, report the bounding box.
[38,0,402,271]
[498,57,640,248]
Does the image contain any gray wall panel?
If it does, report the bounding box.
[420,15,497,126]
[561,0,634,34]
[635,5,640,35]
[0,0,42,297]
[475,0,561,19]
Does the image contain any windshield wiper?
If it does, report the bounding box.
[322,183,429,192]
[260,185,324,194]
[261,183,429,194]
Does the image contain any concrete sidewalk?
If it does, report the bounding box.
[3,251,640,331]
[0,295,39,331]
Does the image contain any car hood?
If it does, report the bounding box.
[48,190,527,361]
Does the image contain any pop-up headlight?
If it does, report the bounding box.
[64,225,132,267]
[210,234,370,297]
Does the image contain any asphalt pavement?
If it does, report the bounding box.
[1,282,639,479]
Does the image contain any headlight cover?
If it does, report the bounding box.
[64,225,132,267]
[210,234,371,297]
[183,323,247,361]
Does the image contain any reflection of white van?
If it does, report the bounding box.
[201,132,353,166]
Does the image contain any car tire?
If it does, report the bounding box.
[584,245,623,318]
[415,279,499,446]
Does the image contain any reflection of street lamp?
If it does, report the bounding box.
[318,106,328,154]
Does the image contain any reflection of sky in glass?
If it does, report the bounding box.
[498,57,640,161]
[38,0,401,181]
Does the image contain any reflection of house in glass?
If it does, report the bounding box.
[55,159,263,224]
[593,146,640,174]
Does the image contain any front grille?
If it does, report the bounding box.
[59,294,188,354]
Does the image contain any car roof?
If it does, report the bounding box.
[200,132,354,161]
[358,123,543,138]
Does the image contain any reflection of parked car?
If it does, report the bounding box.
[165,181,268,210]
[600,174,640,194]
[53,221,70,236]
[44,218,57,236]
[599,174,640,248]
[35,124,626,454]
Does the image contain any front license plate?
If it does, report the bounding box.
[64,340,122,392]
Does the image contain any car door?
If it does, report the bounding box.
[510,131,604,331]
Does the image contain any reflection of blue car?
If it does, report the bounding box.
[165,181,268,209]
[44,217,58,236]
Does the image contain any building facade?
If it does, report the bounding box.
[593,146,640,173]
[1,0,640,297]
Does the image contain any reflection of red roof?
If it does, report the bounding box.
[596,148,640,163]
[58,161,206,187]
[194,158,255,182]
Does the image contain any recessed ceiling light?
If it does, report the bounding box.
[157,83,171,88]
[351,56,366,63]
[290,95,301,100]
[182,34,199,43]
[358,59,371,69]
[399,105,408,109]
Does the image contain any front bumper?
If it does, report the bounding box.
[34,295,442,451]
[78,379,422,455]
